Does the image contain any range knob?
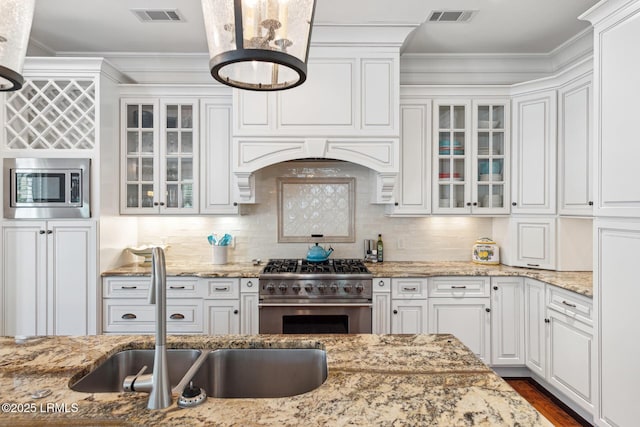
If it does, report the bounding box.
[292,283,301,293]
[304,283,313,293]
[265,282,276,293]
[355,283,364,293]
[343,284,352,293]
[330,283,338,293]
[278,283,287,293]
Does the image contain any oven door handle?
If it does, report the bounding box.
[259,303,373,308]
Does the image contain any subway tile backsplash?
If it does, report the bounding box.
[136,161,493,263]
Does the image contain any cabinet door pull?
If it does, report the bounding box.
[493,286,498,291]
[47,230,53,234]
[170,313,185,320]
[233,310,239,315]
[121,286,137,290]
[402,287,417,292]
[169,286,186,289]
[485,308,491,313]
[153,202,159,206]
[393,310,398,314]
[121,313,137,320]
[39,230,46,234]
[561,300,577,308]
[512,202,517,206]
[378,280,385,287]
[215,287,229,291]
[588,201,594,206]
[451,285,467,289]
[544,318,550,323]
[526,263,540,267]
[246,281,254,287]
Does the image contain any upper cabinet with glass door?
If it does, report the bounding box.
[121,98,199,214]
[432,99,510,214]
[472,101,510,214]
[433,100,471,213]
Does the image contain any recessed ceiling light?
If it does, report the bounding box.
[427,10,476,23]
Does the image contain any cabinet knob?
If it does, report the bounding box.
[170,313,185,320]
[485,308,491,313]
[233,309,239,315]
[153,202,159,206]
[466,202,471,206]
[544,318,550,323]
[233,202,238,206]
[512,202,517,206]
[39,230,46,234]
[472,202,477,206]
[378,280,385,287]
[393,310,398,315]
[394,202,399,206]
[493,286,498,291]
[588,201,594,206]
[247,281,254,287]
[159,202,165,206]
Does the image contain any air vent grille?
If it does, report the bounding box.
[132,9,184,22]
[428,10,475,23]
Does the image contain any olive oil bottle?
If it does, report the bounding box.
[376,234,384,262]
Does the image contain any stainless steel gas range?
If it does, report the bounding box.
[258,259,373,334]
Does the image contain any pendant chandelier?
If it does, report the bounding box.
[201,0,316,91]
[0,0,35,92]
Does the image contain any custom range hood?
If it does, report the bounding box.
[230,24,419,204]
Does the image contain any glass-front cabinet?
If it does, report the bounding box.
[432,99,509,214]
[121,98,199,214]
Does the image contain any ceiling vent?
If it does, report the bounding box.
[427,10,476,23]
[131,9,184,23]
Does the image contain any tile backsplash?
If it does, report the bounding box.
[135,161,493,263]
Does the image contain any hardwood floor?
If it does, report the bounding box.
[505,378,591,427]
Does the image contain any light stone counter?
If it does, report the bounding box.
[102,260,592,297]
[0,334,551,426]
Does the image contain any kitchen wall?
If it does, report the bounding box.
[135,161,493,264]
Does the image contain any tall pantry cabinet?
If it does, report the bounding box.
[581,1,640,426]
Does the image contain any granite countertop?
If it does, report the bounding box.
[0,334,551,426]
[103,261,592,297]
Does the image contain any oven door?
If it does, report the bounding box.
[259,303,372,334]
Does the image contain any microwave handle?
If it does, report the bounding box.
[70,172,81,203]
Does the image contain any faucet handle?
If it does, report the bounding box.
[123,365,149,392]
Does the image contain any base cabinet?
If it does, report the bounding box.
[240,278,259,334]
[205,300,240,335]
[524,279,547,378]
[391,278,428,333]
[372,278,391,334]
[491,277,525,366]
[427,277,491,363]
[1,220,97,336]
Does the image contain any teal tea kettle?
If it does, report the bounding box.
[306,243,334,262]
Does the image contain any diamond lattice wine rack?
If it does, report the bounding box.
[4,79,96,150]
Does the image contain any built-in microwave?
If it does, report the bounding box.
[3,158,91,219]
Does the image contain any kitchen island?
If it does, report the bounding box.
[0,334,551,426]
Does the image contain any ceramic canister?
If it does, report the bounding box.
[472,237,500,265]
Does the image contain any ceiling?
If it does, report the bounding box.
[28,0,599,57]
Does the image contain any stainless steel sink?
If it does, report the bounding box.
[187,348,328,398]
[70,349,202,393]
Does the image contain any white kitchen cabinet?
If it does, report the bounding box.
[432,99,510,214]
[1,220,97,336]
[204,278,240,335]
[427,276,491,363]
[200,97,239,214]
[372,278,391,334]
[511,217,556,270]
[491,277,525,366]
[387,101,432,215]
[558,74,593,216]
[240,278,259,334]
[391,278,428,333]
[524,278,547,378]
[102,277,203,334]
[511,89,557,214]
[120,98,199,214]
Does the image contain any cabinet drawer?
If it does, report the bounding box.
[103,278,150,298]
[103,298,203,333]
[428,277,490,298]
[103,277,200,298]
[204,278,239,299]
[240,278,259,293]
[547,286,593,325]
[392,278,428,298]
[373,278,391,293]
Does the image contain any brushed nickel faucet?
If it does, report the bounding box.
[122,246,172,409]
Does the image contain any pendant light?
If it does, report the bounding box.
[0,0,35,92]
[201,0,316,91]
